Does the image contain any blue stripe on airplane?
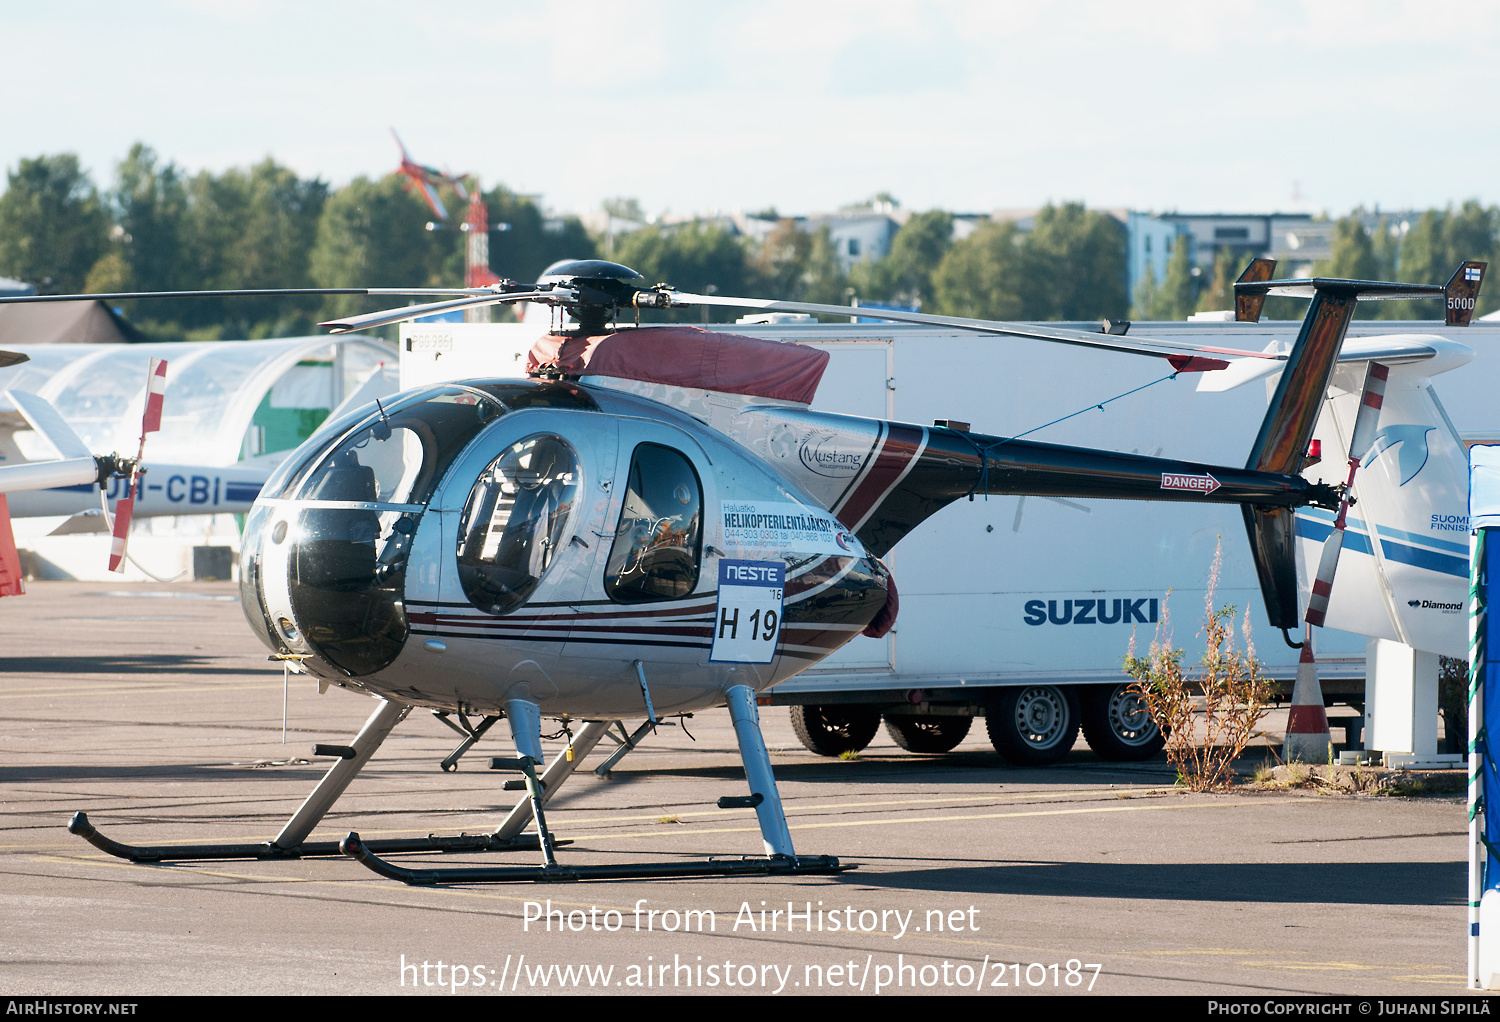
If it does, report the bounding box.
[1295,515,1466,578]
[1296,515,1375,557]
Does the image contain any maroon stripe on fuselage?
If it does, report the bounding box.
[833,423,926,530]
[408,600,719,628]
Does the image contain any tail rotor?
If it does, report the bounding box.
[107,358,168,574]
[1302,361,1389,629]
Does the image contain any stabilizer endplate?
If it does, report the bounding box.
[1445,261,1487,327]
[1234,258,1278,323]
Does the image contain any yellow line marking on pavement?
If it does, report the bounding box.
[563,798,1244,842]
[557,788,1177,827]
[1234,960,1375,971]
[0,681,285,700]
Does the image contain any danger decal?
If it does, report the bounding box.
[1160,471,1220,496]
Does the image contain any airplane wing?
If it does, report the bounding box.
[0,390,99,494]
[1196,335,1470,393]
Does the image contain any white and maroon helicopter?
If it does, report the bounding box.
[0,256,1485,883]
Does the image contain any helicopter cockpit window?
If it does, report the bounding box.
[605,444,703,603]
[456,434,580,615]
[264,388,505,676]
[302,426,423,504]
[267,386,506,504]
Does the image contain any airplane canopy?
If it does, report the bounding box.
[0,336,395,467]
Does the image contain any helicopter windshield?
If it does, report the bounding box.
[241,386,508,676]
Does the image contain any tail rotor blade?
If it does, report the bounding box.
[1303,527,1345,628]
[141,358,168,435]
[1303,361,1388,629]
[107,496,134,574]
[107,358,169,574]
[1346,362,1387,463]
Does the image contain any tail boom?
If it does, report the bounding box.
[843,426,1338,560]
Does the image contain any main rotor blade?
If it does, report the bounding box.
[661,291,1284,367]
[320,290,566,334]
[0,287,494,306]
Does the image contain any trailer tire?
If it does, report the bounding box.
[882,714,972,754]
[1081,683,1165,761]
[986,685,1080,765]
[789,705,881,757]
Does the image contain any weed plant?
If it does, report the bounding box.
[1122,541,1273,791]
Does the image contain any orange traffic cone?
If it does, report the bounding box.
[0,496,25,598]
[1284,628,1331,763]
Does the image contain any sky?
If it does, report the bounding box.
[4,0,1498,220]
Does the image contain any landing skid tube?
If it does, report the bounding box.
[341,684,852,885]
[66,812,547,862]
[341,832,847,884]
[65,697,559,863]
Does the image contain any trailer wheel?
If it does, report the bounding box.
[1081,684,1165,760]
[882,714,972,754]
[986,686,1080,765]
[789,705,880,757]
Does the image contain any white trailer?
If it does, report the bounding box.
[399,315,1494,765]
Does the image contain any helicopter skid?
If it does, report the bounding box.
[66,810,568,862]
[339,830,850,884]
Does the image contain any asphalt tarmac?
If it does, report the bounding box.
[0,582,1475,997]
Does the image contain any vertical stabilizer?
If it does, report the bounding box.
[1234,262,1487,631]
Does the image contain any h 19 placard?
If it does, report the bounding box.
[710,559,784,664]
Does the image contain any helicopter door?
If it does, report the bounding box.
[557,423,722,707]
[429,411,617,633]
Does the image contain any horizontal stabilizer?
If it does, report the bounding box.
[1235,260,1487,324]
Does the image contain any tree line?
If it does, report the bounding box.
[0,145,594,339]
[2,144,1497,339]
[1136,202,1500,322]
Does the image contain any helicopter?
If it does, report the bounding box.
[0,254,1485,883]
